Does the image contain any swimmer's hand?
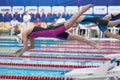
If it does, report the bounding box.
[13,48,26,57]
[14,46,34,57]
[13,48,22,55]
[16,51,24,57]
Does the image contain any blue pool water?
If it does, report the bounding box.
[0,65,69,77]
[0,38,119,78]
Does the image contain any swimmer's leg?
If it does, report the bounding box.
[102,14,112,21]
[104,30,120,40]
[103,13,120,21]
[64,4,93,30]
[108,20,120,27]
[67,34,101,49]
[98,25,120,40]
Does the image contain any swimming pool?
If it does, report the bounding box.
[0,38,119,80]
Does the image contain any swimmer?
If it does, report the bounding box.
[14,4,101,57]
[102,12,120,34]
[76,14,120,40]
[103,13,120,22]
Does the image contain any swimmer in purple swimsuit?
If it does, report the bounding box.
[14,4,101,57]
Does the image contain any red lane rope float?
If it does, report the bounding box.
[0,62,99,68]
[59,40,120,43]
[0,75,74,80]
[0,54,110,61]
[55,43,120,46]
[28,50,117,54]
[41,46,120,50]
[57,43,120,46]
[56,42,120,45]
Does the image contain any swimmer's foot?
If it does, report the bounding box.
[90,41,102,49]
[81,4,93,12]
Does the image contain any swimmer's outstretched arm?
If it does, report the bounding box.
[13,27,35,57]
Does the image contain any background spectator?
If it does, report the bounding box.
[20,11,31,34]
[10,17,20,36]
[56,15,66,24]
[34,18,42,26]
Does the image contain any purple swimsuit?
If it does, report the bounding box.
[29,24,69,40]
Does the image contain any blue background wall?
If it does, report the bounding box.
[0,0,120,22]
[0,0,120,6]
